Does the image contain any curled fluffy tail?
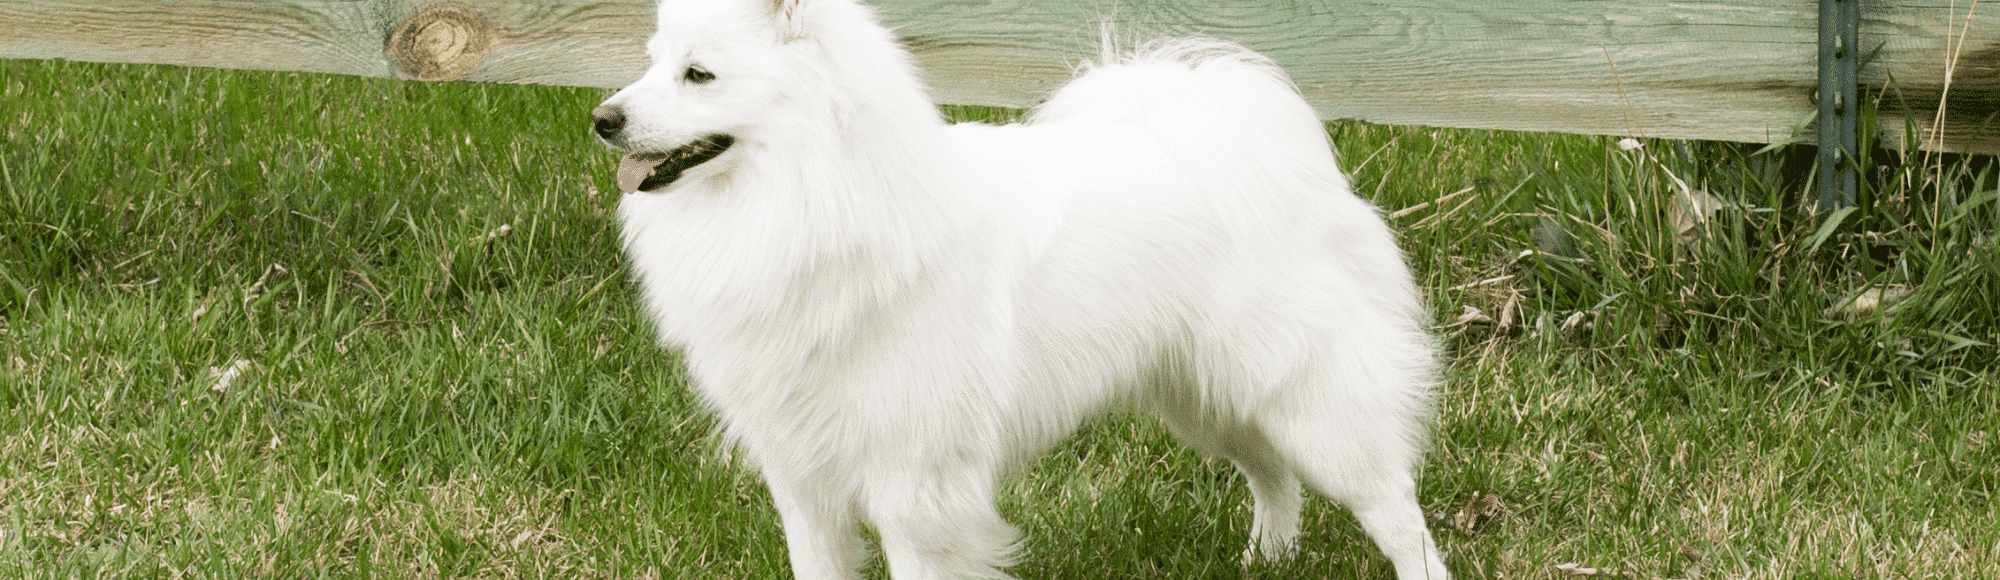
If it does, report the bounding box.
[1030,35,1355,208]
[1032,36,1316,131]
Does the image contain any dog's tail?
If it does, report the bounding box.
[1030,36,1352,199]
[1033,36,1336,164]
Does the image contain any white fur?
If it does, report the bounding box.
[599,1,1449,578]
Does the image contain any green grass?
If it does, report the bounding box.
[3,58,1996,579]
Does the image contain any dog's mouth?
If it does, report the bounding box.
[616,134,735,193]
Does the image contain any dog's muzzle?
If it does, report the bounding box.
[616,135,735,193]
[593,104,734,193]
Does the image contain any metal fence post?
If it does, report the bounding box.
[1818,0,1860,210]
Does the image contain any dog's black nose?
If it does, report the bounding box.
[592,105,626,141]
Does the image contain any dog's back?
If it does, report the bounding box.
[941,40,1448,578]
[947,38,1434,435]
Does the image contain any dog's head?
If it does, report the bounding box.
[592,1,792,193]
[593,0,929,193]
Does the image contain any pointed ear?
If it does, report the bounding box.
[771,0,807,41]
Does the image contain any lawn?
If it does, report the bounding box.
[3,58,1996,579]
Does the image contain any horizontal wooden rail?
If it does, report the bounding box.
[3,1,1997,151]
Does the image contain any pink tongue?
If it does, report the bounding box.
[617,153,668,194]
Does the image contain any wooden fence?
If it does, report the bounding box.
[3,0,1997,151]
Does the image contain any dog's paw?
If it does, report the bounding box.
[1240,542,1298,567]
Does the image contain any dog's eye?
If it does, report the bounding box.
[683,65,715,85]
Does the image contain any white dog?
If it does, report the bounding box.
[592,0,1448,578]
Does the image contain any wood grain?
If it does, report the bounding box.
[3,0,1998,151]
[0,1,655,84]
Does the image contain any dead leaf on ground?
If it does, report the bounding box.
[1449,491,1511,533]
[1824,284,1915,319]
[1555,562,1602,576]
[1453,305,1493,326]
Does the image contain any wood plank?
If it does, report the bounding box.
[3,0,1998,151]
[0,1,655,85]
[883,0,2000,152]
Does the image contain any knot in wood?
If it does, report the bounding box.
[387,2,495,81]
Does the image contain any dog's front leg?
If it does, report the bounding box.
[764,467,868,580]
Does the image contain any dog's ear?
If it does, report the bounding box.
[771,0,808,42]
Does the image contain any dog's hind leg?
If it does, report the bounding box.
[866,462,1020,580]
[764,469,868,580]
[1154,408,1304,564]
[1230,438,1305,565]
[1261,406,1450,580]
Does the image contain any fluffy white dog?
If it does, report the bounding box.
[592,0,1449,578]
